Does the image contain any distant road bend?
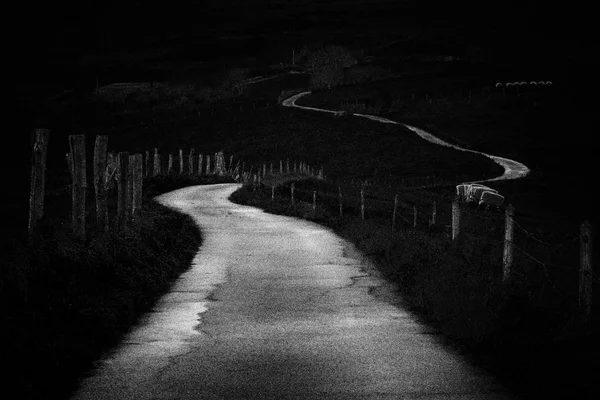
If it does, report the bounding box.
[282,91,530,184]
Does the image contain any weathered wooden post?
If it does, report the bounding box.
[127,154,134,221]
[270,162,273,175]
[579,220,593,320]
[291,183,295,204]
[177,149,183,174]
[131,154,143,219]
[189,149,195,175]
[286,159,290,173]
[413,205,418,228]
[198,154,203,176]
[229,155,234,175]
[28,129,50,239]
[153,148,160,176]
[430,201,437,226]
[360,185,365,220]
[145,150,150,177]
[294,161,297,173]
[271,185,275,201]
[206,154,211,175]
[93,135,108,231]
[117,152,129,230]
[452,198,461,244]
[339,187,343,217]
[502,204,515,283]
[280,160,283,174]
[168,153,173,175]
[392,194,398,231]
[312,190,316,211]
[69,135,87,238]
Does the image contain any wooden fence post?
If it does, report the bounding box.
[198,154,203,176]
[117,152,129,230]
[360,186,365,220]
[312,190,316,211]
[131,154,143,219]
[430,201,437,226]
[206,154,211,175]
[168,153,173,175]
[291,183,295,204]
[145,150,150,177]
[189,149,195,175]
[28,129,50,240]
[339,187,343,217]
[294,161,297,173]
[502,204,515,283]
[69,135,87,238]
[271,185,275,201]
[579,220,593,319]
[153,148,160,176]
[286,159,290,173]
[452,198,461,244]
[280,160,283,174]
[93,135,108,231]
[127,154,134,221]
[413,205,418,228]
[392,194,398,231]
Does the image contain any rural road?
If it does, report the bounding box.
[72,184,515,399]
[282,91,530,184]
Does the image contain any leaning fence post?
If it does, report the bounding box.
[131,154,143,219]
[360,185,365,220]
[69,135,87,238]
[189,149,195,175]
[93,135,108,231]
[117,152,129,230]
[452,198,461,244]
[291,183,295,204]
[28,129,50,240]
[502,204,515,283]
[392,194,398,231]
[579,220,593,320]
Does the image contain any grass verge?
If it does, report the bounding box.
[230,179,597,400]
[1,174,233,400]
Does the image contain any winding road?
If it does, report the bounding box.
[70,87,527,399]
[282,91,530,184]
[72,184,515,399]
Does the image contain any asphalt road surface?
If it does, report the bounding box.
[71,183,515,399]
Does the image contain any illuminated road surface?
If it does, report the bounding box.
[72,184,514,399]
[282,92,530,184]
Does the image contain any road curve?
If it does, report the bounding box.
[282,91,530,184]
[71,183,514,399]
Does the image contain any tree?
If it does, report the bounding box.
[302,45,357,90]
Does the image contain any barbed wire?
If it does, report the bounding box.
[510,241,571,300]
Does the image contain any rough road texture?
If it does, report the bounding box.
[71,184,515,399]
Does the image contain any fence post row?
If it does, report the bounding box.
[28,129,50,240]
[70,135,87,238]
[93,135,109,232]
